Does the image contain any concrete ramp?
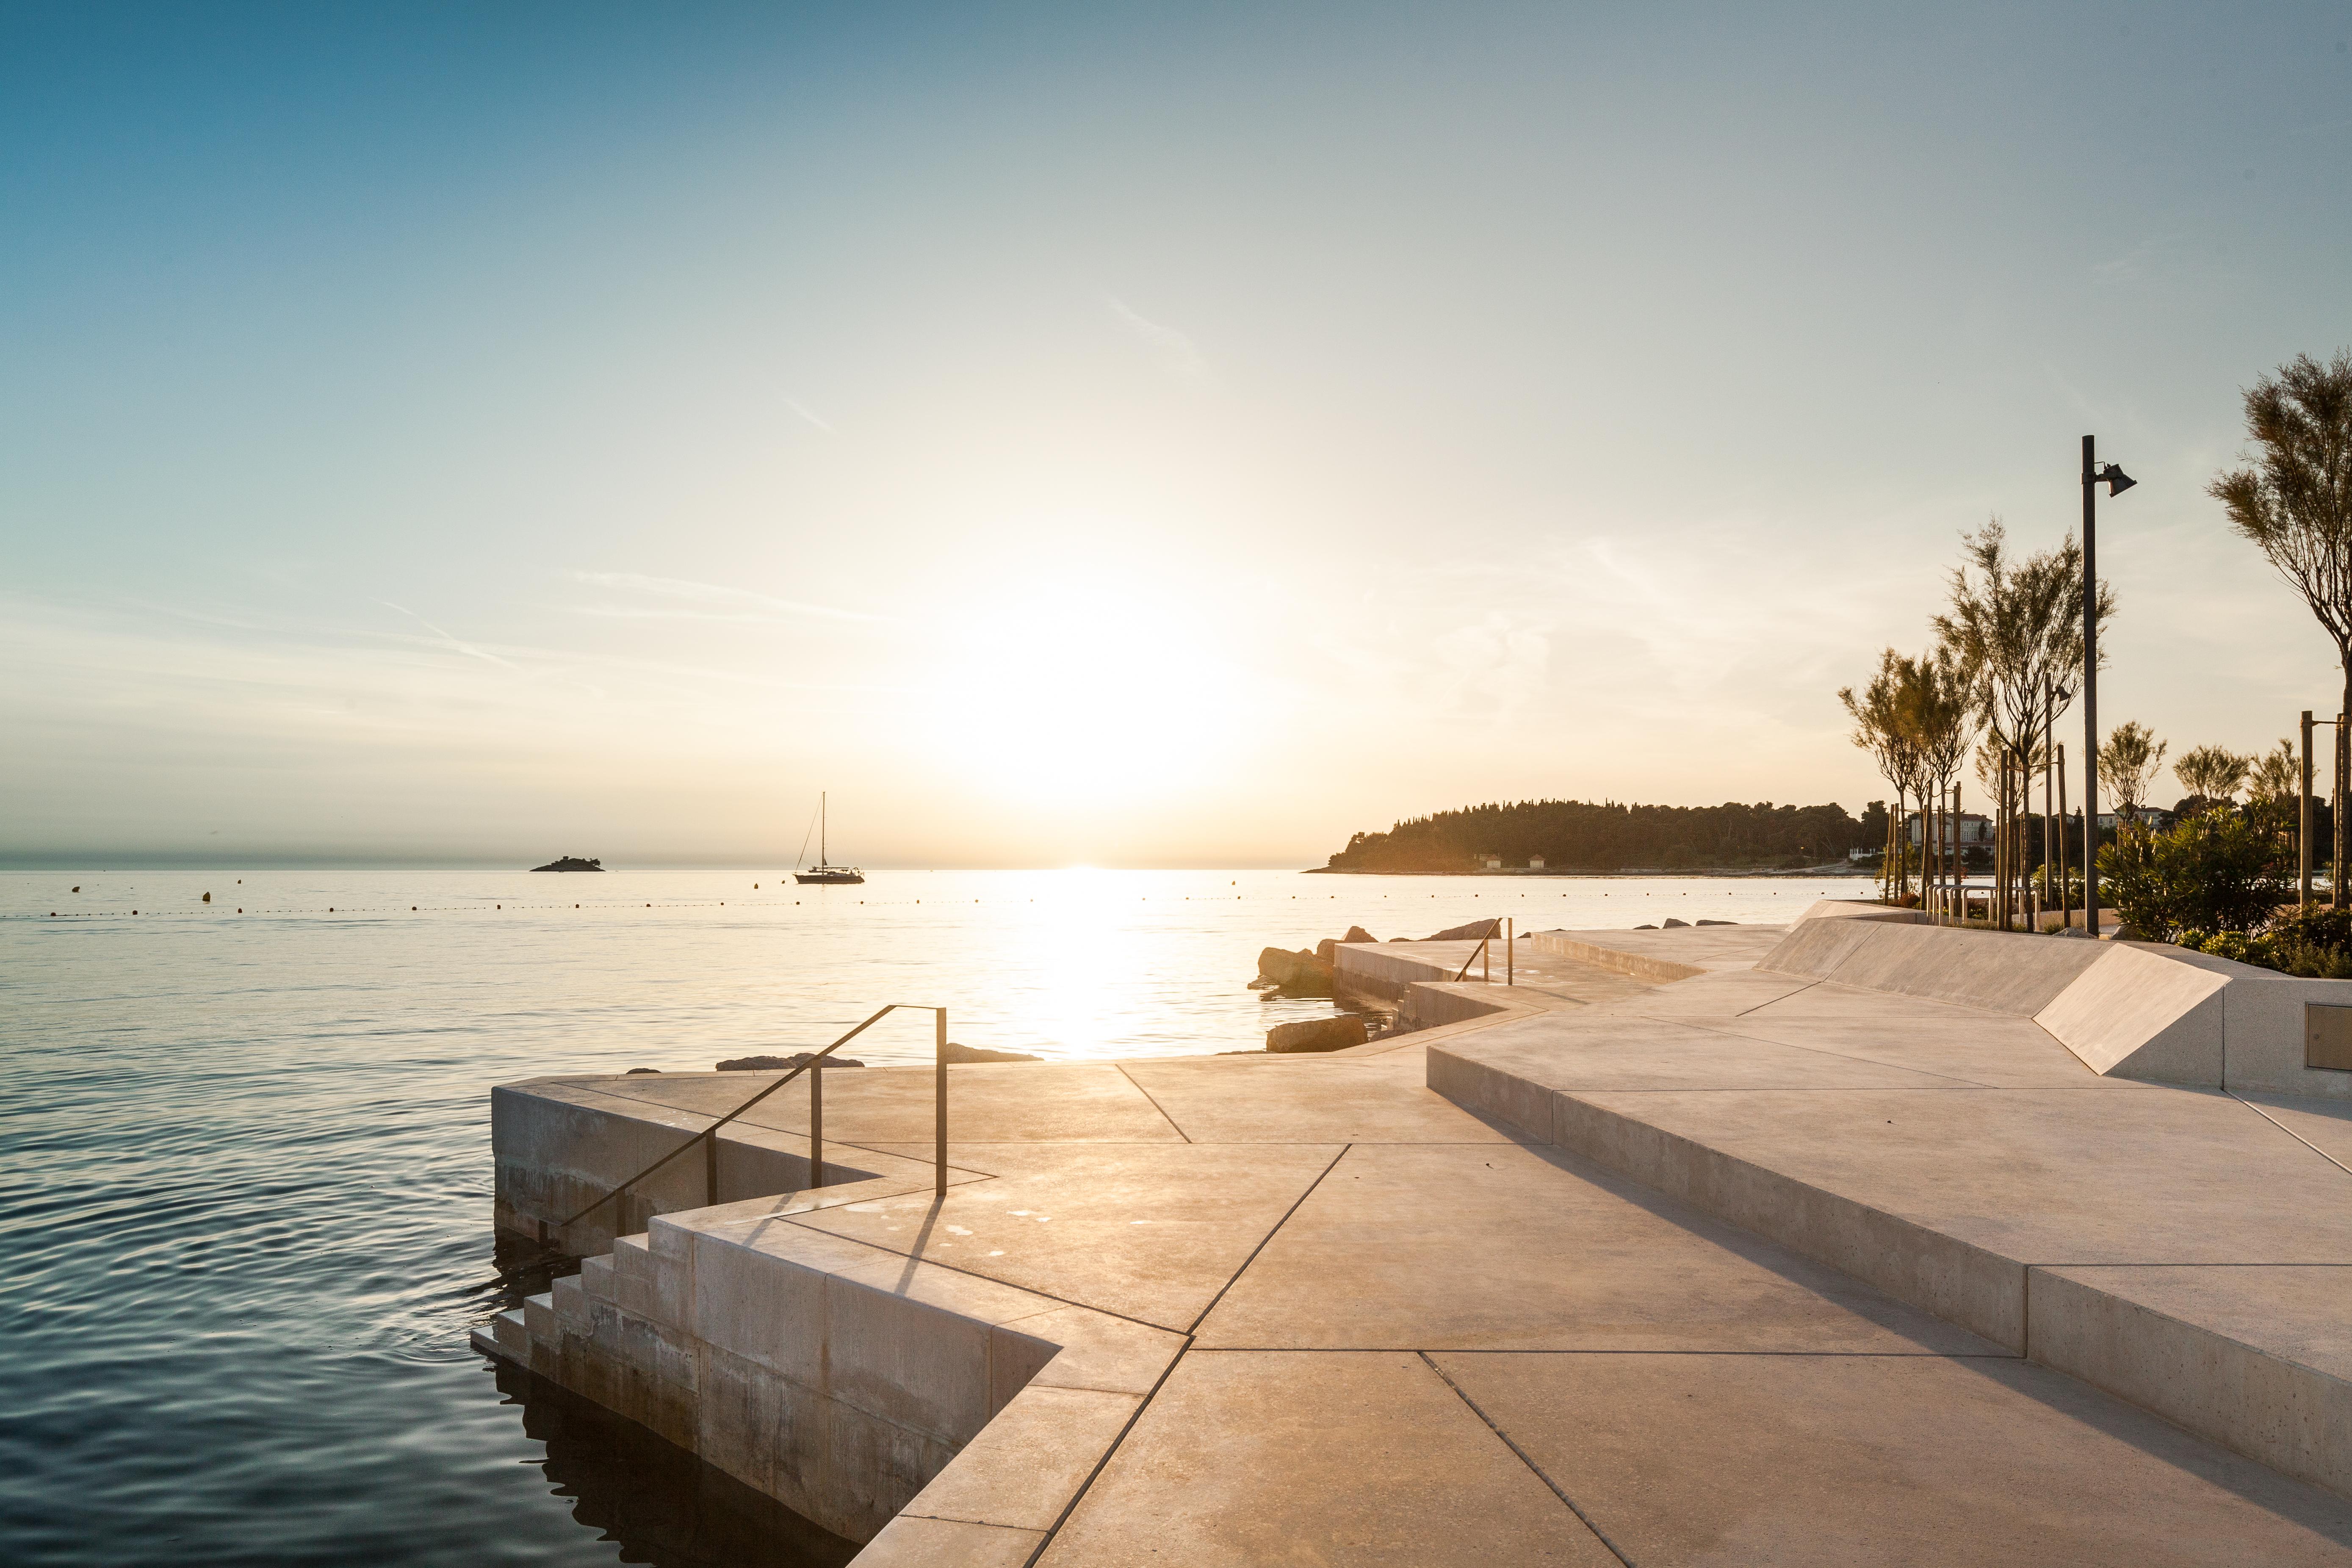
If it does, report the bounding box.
[1763,910,2352,1094]
[1761,919,2107,1016]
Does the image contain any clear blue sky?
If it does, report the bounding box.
[4,2,2349,865]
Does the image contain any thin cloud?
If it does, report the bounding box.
[786,400,836,434]
[1106,295,1209,382]
[379,601,520,670]
[572,572,891,625]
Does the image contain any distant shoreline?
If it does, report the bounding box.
[1303,865,1870,879]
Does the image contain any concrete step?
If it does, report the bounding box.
[523,1291,556,1343]
[613,1231,654,1280]
[1427,1040,2352,1502]
[552,1272,587,1332]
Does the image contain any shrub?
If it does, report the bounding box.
[2097,812,2287,941]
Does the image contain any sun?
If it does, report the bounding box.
[921,567,1245,805]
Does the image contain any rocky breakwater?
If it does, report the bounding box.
[1249,925,1388,1053]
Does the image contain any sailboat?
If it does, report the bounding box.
[794,793,865,885]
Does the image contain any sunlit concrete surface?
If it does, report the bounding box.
[481,910,2352,1564]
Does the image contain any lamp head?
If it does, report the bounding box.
[2100,463,2136,496]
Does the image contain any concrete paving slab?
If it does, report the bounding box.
[1116,1055,1524,1144]
[895,1385,1143,1534]
[1557,1084,2352,1268]
[855,1513,1045,1568]
[1437,1351,2352,1565]
[1615,968,1821,1020]
[1036,1350,1619,1567]
[1449,1012,1983,1093]
[702,1063,1187,1145]
[1710,991,2107,1087]
[1195,1142,2001,1354]
[788,1142,1344,1332]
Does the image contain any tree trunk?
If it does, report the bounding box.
[2335,658,2349,909]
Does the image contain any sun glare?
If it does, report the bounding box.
[924,568,1244,804]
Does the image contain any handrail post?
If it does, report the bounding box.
[935,1008,949,1200]
[1482,930,1490,984]
[705,1121,718,1207]
[810,1062,824,1190]
[1506,917,1513,986]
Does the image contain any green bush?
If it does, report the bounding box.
[2097,813,2287,941]
[2175,903,2352,976]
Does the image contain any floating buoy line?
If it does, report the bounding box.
[22,885,1849,921]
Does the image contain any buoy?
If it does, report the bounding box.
[202,892,211,902]
[71,886,79,893]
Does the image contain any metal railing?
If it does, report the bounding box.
[1450,917,1513,985]
[556,1004,951,1236]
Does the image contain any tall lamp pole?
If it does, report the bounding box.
[2081,434,2135,938]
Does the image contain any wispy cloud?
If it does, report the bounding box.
[1106,295,1209,382]
[786,400,836,434]
[571,571,891,625]
[380,600,520,670]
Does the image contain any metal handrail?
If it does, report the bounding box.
[556,1003,950,1234]
[1451,918,1508,983]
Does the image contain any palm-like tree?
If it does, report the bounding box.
[2213,351,2352,902]
[2100,722,2168,824]
[1840,650,1917,898]
[1935,521,2111,924]
[2175,744,2251,812]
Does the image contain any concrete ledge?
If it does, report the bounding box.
[1428,1045,2025,1350]
[2029,1265,2352,1499]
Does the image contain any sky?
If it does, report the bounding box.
[3,1,2349,868]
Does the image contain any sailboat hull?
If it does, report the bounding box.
[794,870,865,885]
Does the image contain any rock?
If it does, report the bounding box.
[1634,923,1658,930]
[1661,917,1690,928]
[1315,938,1338,963]
[1425,918,1504,941]
[531,855,606,872]
[941,1042,1040,1063]
[1256,946,1334,997]
[716,1052,867,1071]
[1696,918,1736,926]
[1265,1015,1370,1054]
[1247,977,1281,990]
[1342,925,1376,944]
[625,1067,661,1075]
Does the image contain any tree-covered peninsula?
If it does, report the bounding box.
[1320,798,1882,873]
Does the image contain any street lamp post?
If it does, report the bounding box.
[2081,434,2135,939]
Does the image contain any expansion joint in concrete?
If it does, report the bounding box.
[1018,1333,1198,1568]
[1114,1064,1193,1143]
[2230,1091,2352,1180]
[1182,1143,1352,1337]
[1418,1350,1635,1567]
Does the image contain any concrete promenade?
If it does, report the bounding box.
[480,910,2352,1565]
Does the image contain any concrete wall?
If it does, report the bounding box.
[487,1204,1176,1553]
[484,1081,1184,1564]
[494,1080,865,1253]
[1759,915,2352,1095]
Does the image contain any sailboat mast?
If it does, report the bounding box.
[820,792,827,867]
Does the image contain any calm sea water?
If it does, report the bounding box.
[0,867,1866,1566]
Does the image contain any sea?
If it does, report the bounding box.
[0,866,1869,1566]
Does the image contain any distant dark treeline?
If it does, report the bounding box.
[1323,798,1884,873]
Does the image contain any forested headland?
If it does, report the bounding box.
[1318,798,1884,873]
